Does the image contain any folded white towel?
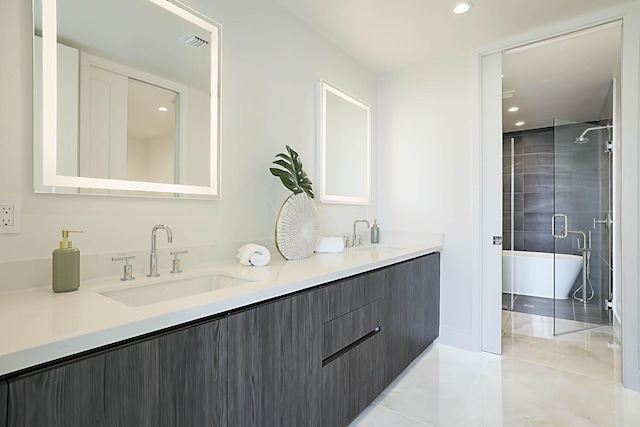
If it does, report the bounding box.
[236,244,271,266]
[315,236,344,253]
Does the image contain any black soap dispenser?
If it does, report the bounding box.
[52,229,83,293]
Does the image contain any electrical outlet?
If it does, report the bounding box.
[0,198,20,234]
[1,205,14,226]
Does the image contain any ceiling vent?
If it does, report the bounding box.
[181,34,209,49]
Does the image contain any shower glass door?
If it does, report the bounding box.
[502,136,516,311]
[553,119,612,335]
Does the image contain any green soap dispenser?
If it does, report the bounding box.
[53,229,83,293]
[371,220,380,243]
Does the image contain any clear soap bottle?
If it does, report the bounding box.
[52,229,83,293]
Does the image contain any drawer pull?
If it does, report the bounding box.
[322,326,382,367]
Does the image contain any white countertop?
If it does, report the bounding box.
[0,240,442,377]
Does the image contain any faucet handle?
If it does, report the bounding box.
[112,255,135,281]
[170,251,188,274]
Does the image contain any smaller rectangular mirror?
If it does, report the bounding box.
[319,80,371,205]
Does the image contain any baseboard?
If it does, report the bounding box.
[435,326,480,352]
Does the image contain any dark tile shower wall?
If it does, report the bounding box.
[503,128,558,253]
[503,123,608,306]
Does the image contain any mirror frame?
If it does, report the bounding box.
[319,80,371,205]
[34,0,221,198]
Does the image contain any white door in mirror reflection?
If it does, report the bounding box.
[79,53,181,186]
[127,80,177,185]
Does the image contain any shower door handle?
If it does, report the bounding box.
[552,213,568,239]
[593,214,613,229]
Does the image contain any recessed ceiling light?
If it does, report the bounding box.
[508,106,519,112]
[158,107,168,112]
[515,121,525,126]
[453,2,473,14]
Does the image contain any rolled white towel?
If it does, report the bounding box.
[315,236,344,253]
[236,244,271,266]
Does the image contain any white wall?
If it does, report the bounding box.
[0,0,377,279]
[377,53,481,350]
[378,1,640,389]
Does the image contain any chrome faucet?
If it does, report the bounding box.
[352,219,370,247]
[148,224,173,277]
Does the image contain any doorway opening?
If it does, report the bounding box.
[500,22,620,337]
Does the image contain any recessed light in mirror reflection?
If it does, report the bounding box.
[508,106,519,112]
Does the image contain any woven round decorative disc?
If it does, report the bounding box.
[275,193,320,260]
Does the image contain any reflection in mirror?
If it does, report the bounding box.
[319,80,371,205]
[127,80,178,185]
[33,0,220,197]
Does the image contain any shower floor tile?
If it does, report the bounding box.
[502,292,610,324]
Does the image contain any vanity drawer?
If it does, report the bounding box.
[322,300,381,361]
[321,269,384,322]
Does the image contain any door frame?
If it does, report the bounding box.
[479,9,640,391]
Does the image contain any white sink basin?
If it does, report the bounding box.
[100,273,255,307]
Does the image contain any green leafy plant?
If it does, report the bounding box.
[269,145,314,199]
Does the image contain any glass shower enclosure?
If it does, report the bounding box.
[552,119,612,335]
[502,120,612,336]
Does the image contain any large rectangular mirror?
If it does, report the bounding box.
[319,80,371,205]
[33,0,220,198]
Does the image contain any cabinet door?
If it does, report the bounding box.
[8,317,227,427]
[104,337,160,426]
[104,318,227,427]
[8,355,106,427]
[419,252,441,350]
[158,318,227,426]
[1,381,7,427]
[383,253,440,383]
[228,290,322,426]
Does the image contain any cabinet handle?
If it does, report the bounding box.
[322,325,382,367]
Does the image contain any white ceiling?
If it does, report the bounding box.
[502,23,621,132]
[273,0,629,73]
[44,0,626,135]
[274,0,625,132]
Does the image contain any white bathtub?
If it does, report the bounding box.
[502,250,583,299]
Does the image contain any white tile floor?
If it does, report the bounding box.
[350,311,640,426]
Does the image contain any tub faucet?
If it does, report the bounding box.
[148,224,173,277]
[352,219,370,247]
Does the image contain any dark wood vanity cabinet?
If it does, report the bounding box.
[3,253,440,427]
[1,381,8,427]
[8,354,106,426]
[321,252,440,426]
[320,269,385,427]
[228,289,322,426]
[6,318,227,427]
[104,319,227,426]
[383,253,440,384]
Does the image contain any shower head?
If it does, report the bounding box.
[574,135,589,144]
[574,124,611,144]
